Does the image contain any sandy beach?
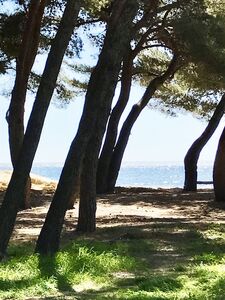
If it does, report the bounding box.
[0,170,225,245]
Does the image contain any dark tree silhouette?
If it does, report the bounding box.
[106,54,179,192]
[184,94,225,191]
[96,54,133,194]
[6,0,47,209]
[213,125,225,202]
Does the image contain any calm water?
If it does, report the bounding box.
[0,162,213,188]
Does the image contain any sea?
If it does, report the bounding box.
[0,161,214,189]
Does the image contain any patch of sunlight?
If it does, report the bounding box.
[160,245,176,252]
[202,229,225,241]
[180,277,201,294]
[15,228,41,236]
[196,263,225,273]
[73,279,104,293]
[112,271,135,279]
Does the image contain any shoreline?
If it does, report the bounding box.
[0,170,57,191]
[0,170,213,191]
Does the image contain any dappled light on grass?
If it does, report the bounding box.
[1,188,225,299]
[0,223,225,299]
[0,241,136,299]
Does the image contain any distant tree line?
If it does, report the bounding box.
[0,0,225,258]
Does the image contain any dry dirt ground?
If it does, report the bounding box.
[0,171,225,246]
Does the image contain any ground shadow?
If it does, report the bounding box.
[38,254,74,292]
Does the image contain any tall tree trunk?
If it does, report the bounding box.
[7,0,47,209]
[35,0,139,255]
[184,94,225,191]
[77,64,121,231]
[96,55,133,194]
[213,126,225,202]
[107,54,179,192]
[0,0,81,258]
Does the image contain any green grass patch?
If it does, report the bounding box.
[0,241,136,299]
[0,223,225,299]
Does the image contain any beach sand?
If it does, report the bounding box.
[0,170,225,245]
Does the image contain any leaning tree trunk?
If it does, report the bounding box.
[7,0,47,209]
[96,55,133,194]
[213,126,225,202]
[0,0,81,258]
[96,24,157,194]
[184,94,225,191]
[107,104,142,192]
[106,54,179,192]
[35,0,139,255]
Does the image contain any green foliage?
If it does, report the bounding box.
[0,0,84,103]
[0,1,65,61]
[0,11,24,71]
[134,50,172,84]
[131,0,225,119]
[148,69,221,119]
[134,11,225,118]
[52,64,90,105]
[0,0,82,71]
[82,0,110,18]
[205,0,225,18]
[172,0,225,79]
[27,67,89,107]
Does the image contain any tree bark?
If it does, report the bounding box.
[184,94,225,191]
[7,0,47,209]
[76,138,99,233]
[0,0,81,258]
[213,126,225,202]
[67,175,80,209]
[96,55,133,194]
[35,0,139,255]
[106,54,179,192]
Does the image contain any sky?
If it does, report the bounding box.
[1,84,224,167]
[0,2,224,167]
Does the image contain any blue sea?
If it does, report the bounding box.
[0,162,214,188]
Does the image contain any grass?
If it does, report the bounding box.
[0,223,225,299]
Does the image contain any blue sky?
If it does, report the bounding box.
[1,84,224,166]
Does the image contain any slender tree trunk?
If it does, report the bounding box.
[7,0,47,209]
[184,94,225,191]
[96,22,160,195]
[35,0,139,255]
[0,0,81,258]
[107,54,179,192]
[107,103,143,192]
[213,126,225,202]
[96,55,133,194]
